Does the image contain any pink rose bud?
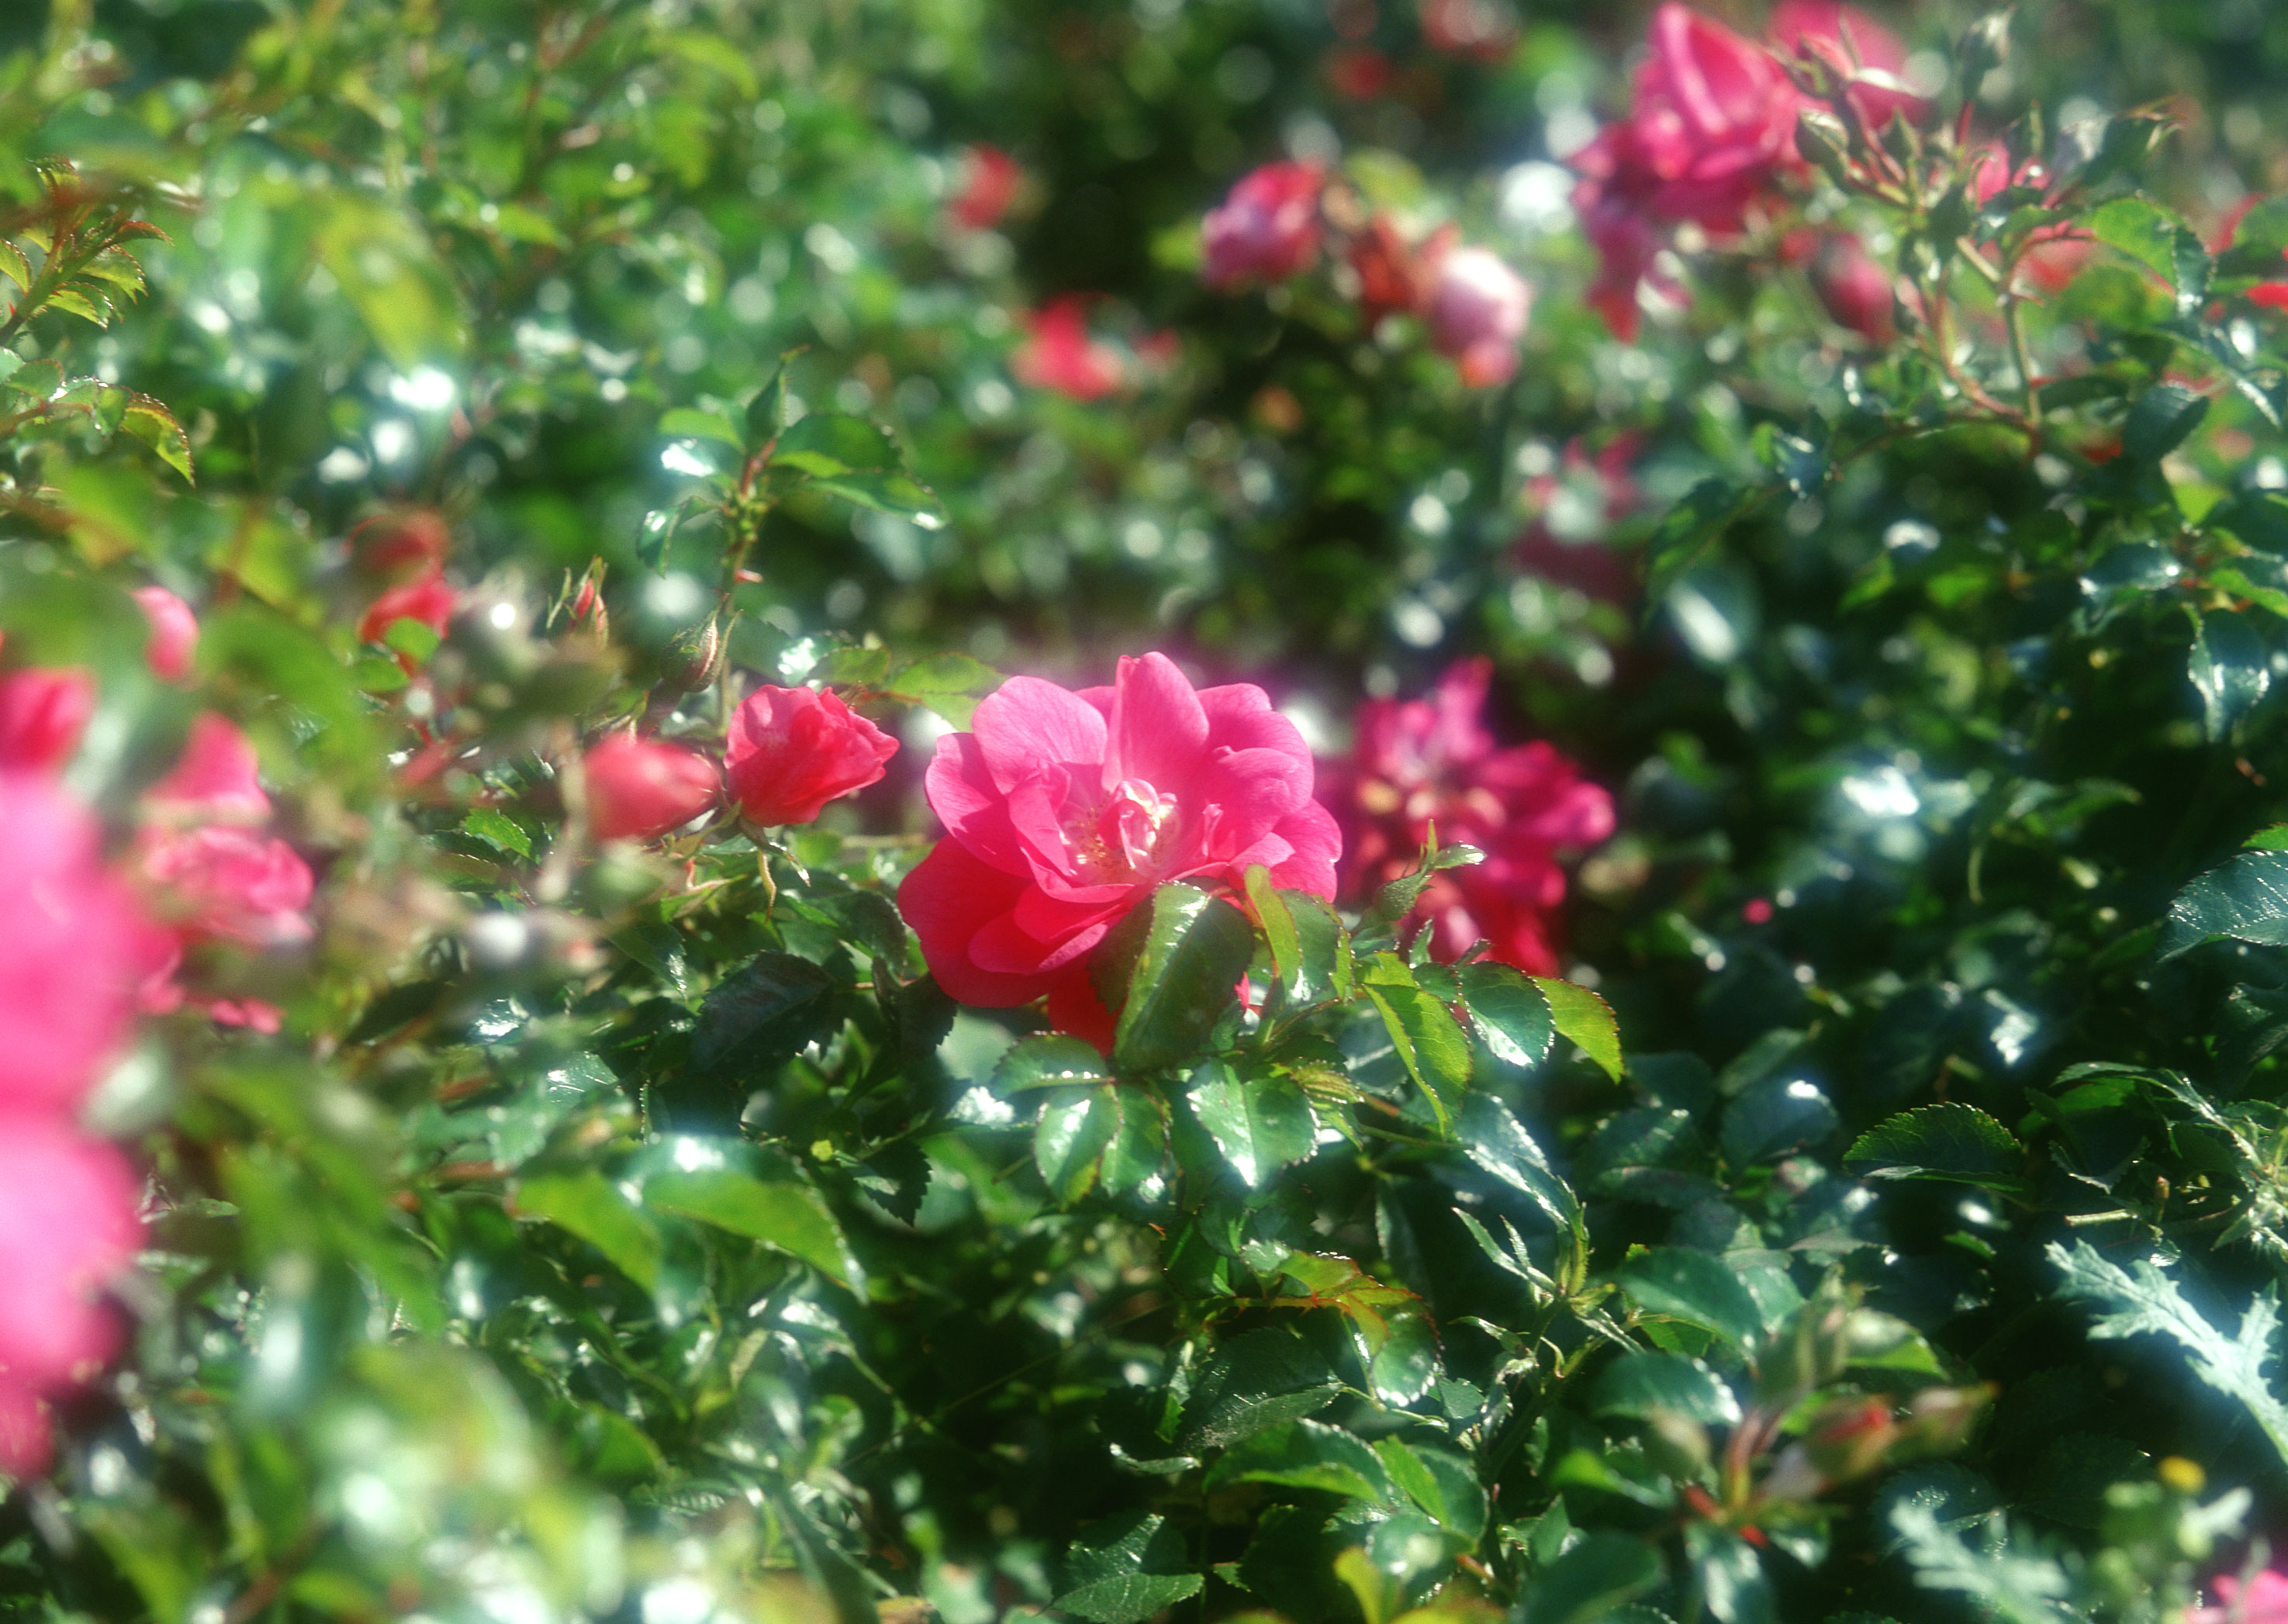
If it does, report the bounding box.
[358,567,458,651]
[585,736,722,842]
[0,1117,143,1477]
[134,824,316,948]
[1428,247,1532,387]
[0,668,95,774]
[132,586,200,683]
[1809,232,1896,342]
[897,652,1342,1049]
[947,144,1024,233]
[1201,161,1325,289]
[0,773,154,1114]
[727,685,897,827]
[146,713,271,825]
[1768,0,1926,133]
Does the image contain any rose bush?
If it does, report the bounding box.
[2,2,2287,1622]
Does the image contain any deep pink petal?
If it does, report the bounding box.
[897,839,1052,1007]
[973,676,1108,793]
[1267,798,1342,900]
[924,732,1029,873]
[1104,652,1210,793]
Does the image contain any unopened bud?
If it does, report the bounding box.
[661,617,723,694]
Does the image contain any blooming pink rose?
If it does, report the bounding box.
[2193,1568,2288,1624]
[0,1116,143,1477]
[1626,4,1802,230]
[1332,658,1612,976]
[146,713,271,824]
[136,824,316,948]
[358,567,458,652]
[0,668,95,774]
[1201,162,1325,290]
[948,144,1024,233]
[0,774,154,1112]
[1768,1,1924,133]
[726,685,898,826]
[586,736,722,841]
[1426,247,1531,387]
[1011,297,1125,401]
[1806,231,1896,341]
[132,586,199,683]
[898,652,1341,1045]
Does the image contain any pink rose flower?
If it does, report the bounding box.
[136,824,316,948]
[585,735,722,842]
[2193,1568,2288,1624]
[1011,297,1125,401]
[1332,658,1612,976]
[132,586,199,683]
[1426,247,1531,387]
[898,652,1341,1045]
[1624,4,1802,231]
[358,567,458,655]
[0,1116,143,1477]
[1768,0,1925,133]
[947,144,1024,233]
[0,773,154,1112]
[145,712,271,824]
[726,685,898,827]
[1201,161,1325,290]
[1806,230,1896,342]
[0,667,95,774]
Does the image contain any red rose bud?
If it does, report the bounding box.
[1201,161,1325,290]
[1809,232,1896,342]
[353,509,451,579]
[947,144,1023,233]
[726,684,898,827]
[585,736,721,843]
[0,668,95,774]
[1427,246,1532,387]
[133,586,199,683]
[1768,1,1926,133]
[359,568,458,664]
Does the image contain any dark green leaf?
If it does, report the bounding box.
[1533,976,1623,1081]
[1104,884,1255,1073]
[1592,1351,1741,1425]
[2190,610,2271,741]
[1188,1060,1317,1187]
[1612,1248,1766,1351]
[1519,1533,1664,1624]
[1176,1329,1340,1450]
[2161,850,2288,959]
[691,953,837,1079]
[2120,382,2208,464]
[769,411,900,475]
[1844,1104,2025,1190]
[1207,1419,1395,1503]
[1360,955,1472,1125]
[1719,1076,1839,1165]
[995,1035,1115,1094]
[645,1166,859,1287]
[1458,962,1554,1069]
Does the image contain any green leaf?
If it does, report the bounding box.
[2191,609,2272,741]
[2120,381,2209,464]
[886,651,1002,727]
[1056,1513,1203,1624]
[1284,891,1355,1004]
[657,406,743,447]
[1372,1437,1485,1537]
[515,1171,662,1292]
[1518,1532,1664,1624]
[1207,1418,1396,1503]
[645,1166,859,1288]
[802,468,946,526]
[1719,1076,1839,1164]
[1243,864,1300,992]
[1592,1351,1741,1425]
[1612,1248,1766,1352]
[1458,962,1553,1068]
[1188,1060,1317,1187]
[119,394,194,484]
[1175,1329,1340,1450]
[2160,851,2288,960]
[1885,1501,2074,1624]
[1844,1103,2024,1189]
[1457,1093,1581,1232]
[770,411,900,475]
[0,240,28,291]
[1103,884,1255,1073]
[1034,1084,1168,1202]
[1533,976,1623,1081]
[461,807,531,860]
[1365,840,1484,926]
[745,358,792,444]
[44,285,111,326]
[1360,955,1472,1126]
[1647,478,1766,601]
[690,952,837,1079]
[994,1034,1114,1094]
[2087,195,2202,292]
[1686,1526,1777,1624]
[2048,1240,2288,1471]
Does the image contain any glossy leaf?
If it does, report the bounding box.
[1844,1104,2026,1190]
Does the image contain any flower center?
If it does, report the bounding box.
[1071,776,1180,882]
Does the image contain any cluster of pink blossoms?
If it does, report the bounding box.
[1571,2,1921,340]
[580,685,897,845]
[1330,658,1613,978]
[1200,161,1533,387]
[0,585,299,1474]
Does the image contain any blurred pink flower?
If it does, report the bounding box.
[1513,434,1643,605]
[1968,147,2092,293]
[1426,246,1531,386]
[900,652,1340,1048]
[0,772,154,1113]
[1332,658,1612,976]
[1012,297,1125,401]
[1420,0,1518,60]
[1768,0,1925,131]
[133,586,199,683]
[1806,230,1896,341]
[0,668,95,775]
[948,143,1025,233]
[586,735,721,841]
[1201,161,1325,289]
[359,566,458,658]
[726,685,897,827]
[135,714,316,958]
[2192,1568,2288,1624]
[146,712,271,824]
[0,1116,143,1477]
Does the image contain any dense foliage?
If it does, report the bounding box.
[16,2,2288,1622]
